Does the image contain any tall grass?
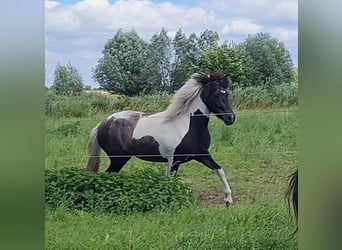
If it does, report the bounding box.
[231,82,298,109]
[45,83,298,118]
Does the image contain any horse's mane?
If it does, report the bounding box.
[164,71,230,119]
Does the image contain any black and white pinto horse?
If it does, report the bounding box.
[87,72,236,205]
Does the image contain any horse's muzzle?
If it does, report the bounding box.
[223,114,236,125]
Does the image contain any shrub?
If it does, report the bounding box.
[45,168,195,214]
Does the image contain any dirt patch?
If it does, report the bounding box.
[195,190,254,207]
[196,190,223,206]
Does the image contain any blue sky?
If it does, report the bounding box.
[56,0,199,5]
[46,0,298,87]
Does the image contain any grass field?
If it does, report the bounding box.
[45,93,298,249]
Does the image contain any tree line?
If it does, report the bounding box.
[50,28,296,96]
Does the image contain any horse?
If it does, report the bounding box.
[286,169,298,220]
[87,71,236,205]
[286,169,298,234]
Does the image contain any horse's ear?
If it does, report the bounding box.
[211,71,231,88]
[198,72,210,79]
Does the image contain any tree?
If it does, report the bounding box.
[193,43,250,87]
[170,28,189,90]
[93,29,154,96]
[51,62,84,96]
[198,29,219,51]
[238,32,295,86]
[170,29,221,90]
[149,28,172,92]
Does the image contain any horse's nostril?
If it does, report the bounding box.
[229,114,235,122]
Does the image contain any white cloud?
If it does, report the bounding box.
[45,0,298,87]
[45,0,60,10]
[239,0,298,24]
[270,27,298,42]
[222,19,262,36]
[45,0,217,34]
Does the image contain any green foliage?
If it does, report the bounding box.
[44,92,171,118]
[194,43,250,87]
[238,32,295,86]
[170,28,190,90]
[171,29,220,90]
[230,82,298,109]
[149,28,173,92]
[54,121,81,138]
[51,62,84,96]
[45,168,195,214]
[93,28,221,94]
[92,29,296,95]
[198,29,220,51]
[45,92,108,118]
[93,29,154,96]
[45,84,298,118]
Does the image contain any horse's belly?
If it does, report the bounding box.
[132,116,190,158]
[136,156,168,162]
[132,136,168,161]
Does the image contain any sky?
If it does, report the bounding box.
[45,0,298,88]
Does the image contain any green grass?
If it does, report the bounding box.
[46,202,297,249]
[45,92,298,249]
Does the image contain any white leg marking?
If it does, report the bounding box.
[167,157,173,176]
[216,168,233,205]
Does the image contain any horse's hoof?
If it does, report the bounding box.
[224,198,233,207]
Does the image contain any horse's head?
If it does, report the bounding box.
[197,71,236,125]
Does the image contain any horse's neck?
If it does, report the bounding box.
[188,95,210,117]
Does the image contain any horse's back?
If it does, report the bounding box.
[106,110,143,122]
[97,111,143,155]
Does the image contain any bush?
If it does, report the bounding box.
[45,168,195,214]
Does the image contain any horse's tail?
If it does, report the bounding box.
[286,169,298,221]
[87,124,101,172]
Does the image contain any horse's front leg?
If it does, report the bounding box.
[167,156,181,177]
[195,154,233,206]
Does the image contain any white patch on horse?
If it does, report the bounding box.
[188,94,210,117]
[107,110,143,121]
[132,112,190,159]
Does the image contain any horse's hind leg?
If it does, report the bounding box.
[106,156,131,173]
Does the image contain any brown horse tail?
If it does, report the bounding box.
[87,124,101,172]
[286,169,298,221]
